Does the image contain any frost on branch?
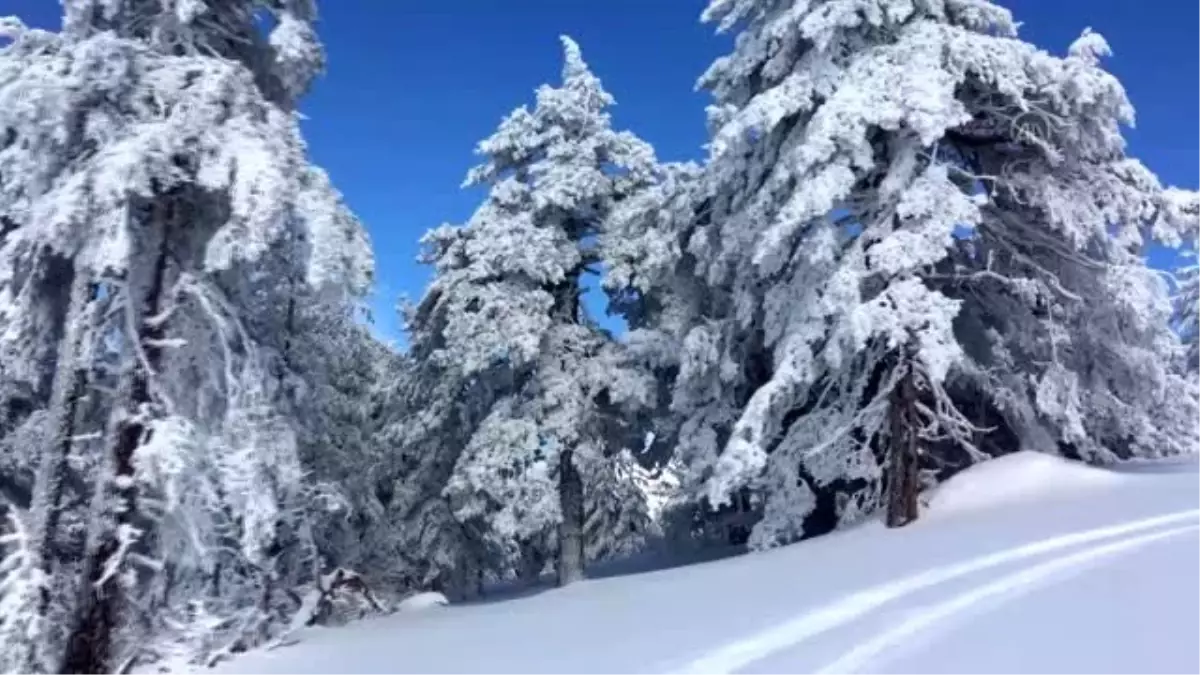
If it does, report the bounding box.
[1068,28,1112,66]
[0,510,46,673]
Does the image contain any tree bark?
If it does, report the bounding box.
[25,266,93,673]
[885,362,921,529]
[556,448,585,586]
[547,268,587,587]
[517,538,545,588]
[62,205,172,674]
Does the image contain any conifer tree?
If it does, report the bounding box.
[408,36,659,586]
[624,0,1199,547]
[0,1,371,669]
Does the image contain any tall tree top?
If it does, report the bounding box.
[558,35,599,93]
[409,36,659,377]
[464,35,656,199]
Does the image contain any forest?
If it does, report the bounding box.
[0,0,1196,673]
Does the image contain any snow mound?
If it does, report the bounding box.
[395,591,449,613]
[926,451,1122,518]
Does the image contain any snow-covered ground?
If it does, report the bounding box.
[197,452,1199,674]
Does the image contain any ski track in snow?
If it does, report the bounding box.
[815,523,1200,674]
[668,508,1200,675]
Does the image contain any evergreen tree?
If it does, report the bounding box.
[407,36,660,586]
[372,344,490,600]
[287,300,400,582]
[624,0,1199,548]
[0,1,371,669]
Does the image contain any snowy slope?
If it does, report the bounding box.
[192,452,1199,675]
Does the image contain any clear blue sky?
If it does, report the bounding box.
[10,1,1199,342]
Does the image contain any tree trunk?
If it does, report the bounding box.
[885,362,921,529]
[62,206,172,674]
[556,449,585,586]
[547,268,588,587]
[517,538,545,588]
[25,267,93,673]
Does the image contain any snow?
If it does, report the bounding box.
[185,453,1199,675]
[394,592,449,613]
[924,450,1122,518]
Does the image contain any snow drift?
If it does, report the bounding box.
[925,450,1123,518]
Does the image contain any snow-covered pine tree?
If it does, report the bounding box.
[0,1,372,670]
[206,163,372,640]
[408,36,660,587]
[372,343,490,601]
[924,35,1200,469]
[1168,192,1200,375]
[286,300,393,578]
[600,160,727,540]
[641,0,1199,548]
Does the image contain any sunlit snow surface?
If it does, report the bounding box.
[189,452,1198,674]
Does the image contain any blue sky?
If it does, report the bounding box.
[10,0,1199,342]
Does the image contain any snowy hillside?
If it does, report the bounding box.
[191,453,1200,674]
